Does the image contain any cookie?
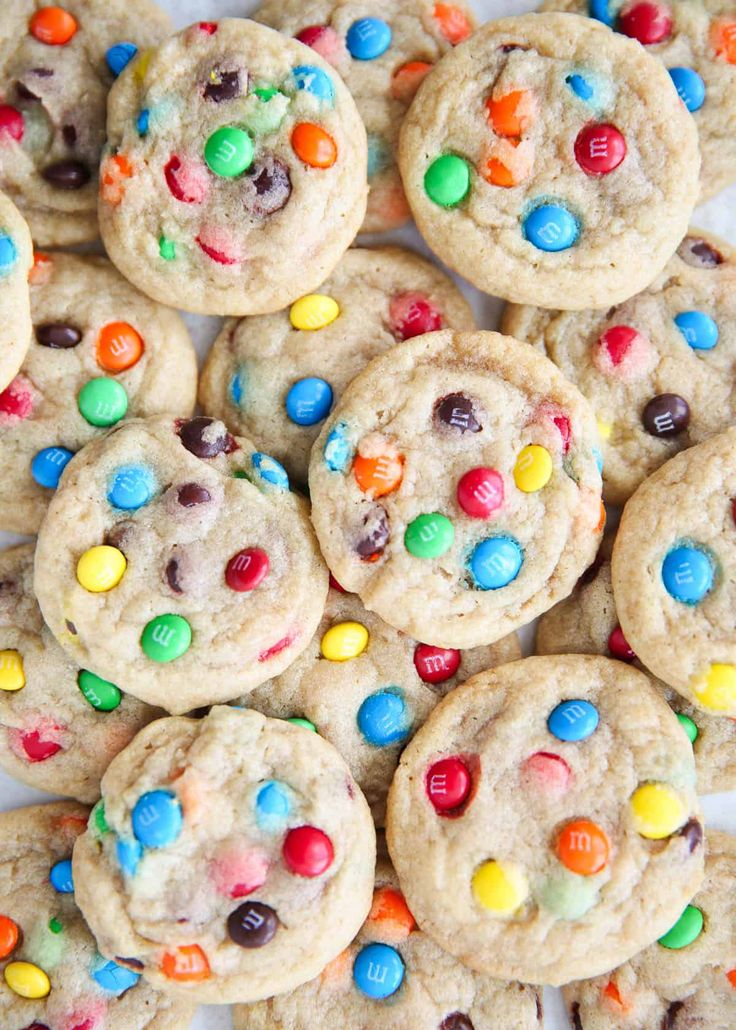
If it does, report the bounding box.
[502,229,736,504]
[542,0,736,201]
[386,655,704,986]
[0,251,198,534]
[71,706,376,1004]
[308,329,604,649]
[243,584,521,824]
[0,801,195,1029]
[563,830,736,1028]
[234,856,542,1029]
[0,191,32,391]
[33,415,329,714]
[398,12,700,310]
[199,246,475,486]
[536,553,736,794]
[612,427,736,717]
[254,0,475,233]
[0,0,172,246]
[98,18,368,316]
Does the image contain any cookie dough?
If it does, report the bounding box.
[234,857,542,1029]
[0,801,195,1029]
[612,427,736,717]
[0,191,32,391]
[502,229,736,504]
[563,830,736,1028]
[0,0,172,245]
[308,329,604,649]
[543,0,736,201]
[199,246,475,486]
[398,13,699,310]
[0,251,197,534]
[99,18,368,315]
[386,655,704,986]
[536,553,736,794]
[243,584,521,823]
[34,415,329,714]
[71,706,376,1004]
[254,0,476,233]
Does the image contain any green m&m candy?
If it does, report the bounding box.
[159,236,176,261]
[658,905,704,949]
[77,669,122,712]
[93,800,109,836]
[204,126,254,177]
[424,154,471,208]
[78,378,128,427]
[141,613,192,662]
[287,717,318,733]
[677,712,698,744]
[405,513,455,559]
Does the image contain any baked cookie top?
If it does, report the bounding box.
[0,191,32,392]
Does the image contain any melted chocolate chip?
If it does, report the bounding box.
[570,1002,583,1030]
[227,901,278,948]
[535,994,543,1023]
[499,43,528,51]
[434,393,482,434]
[32,68,54,78]
[355,505,389,560]
[104,522,133,551]
[16,81,40,101]
[244,155,292,217]
[177,417,235,459]
[35,323,82,349]
[677,236,724,268]
[440,1015,474,1030]
[177,482,212,507]
[663,1001,685,1029]
[114,956,144,969]
[165,558,183,594]
[65,620,77,636]
[204,69,242,102]
[679,818,703,853]
[41,160,91,190]
[642,394,690,437]
[62,124,77,147]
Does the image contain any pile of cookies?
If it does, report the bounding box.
[0,1,734,1028]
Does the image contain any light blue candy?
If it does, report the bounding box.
[256,781,291,821]
[106,42,138,78]
[367,134,391,179]
[230,367,246,406]
[669,67,706,112]
[548,699,599,742]
[291,65,334,103]
[674,311,719,351]
[353,943,405,998]
[566,73,594,101]
[469,537,523,590]
[107,464,154,510]
[588,0,616,26]
[324,421,352,472]
[92,957,141,994]
[661,545,714,604]
[0,233,18,274]
[592,446,604,474]
[285,377,333,426]
[523,204,580,252]
[49,858,74,894]
[136,109,150,136]
[31,446,74,489]
[252,452,289,490]
[357,690,409,747]
[346,17,392,60]
[131,790,182,848]
[116,836,143,876]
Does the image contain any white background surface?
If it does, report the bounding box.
[2,1,736,1027]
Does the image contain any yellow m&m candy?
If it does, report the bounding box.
[596,418,613,440]
[513,445,552,493]
[290,294,340,332]
[0,650,25,692]
[320,622,369,662]
[76,545,127,593]
[472,860,528,915]
[4,960,50,998]
[630,783,686,840]
[691,663,736,712]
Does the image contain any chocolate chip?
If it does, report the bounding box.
[177,417,235,459]
[104,522,133,551]
[355,505,389,560]
[41,160,91,190]
[440,1015,474,1030]
[65,620,77,636]
[114,956,144,969]
[679,818,703,853]
[663,1001,685,1029]
[32,68,54,78]
[177,483,212,507]
[227,901,278,948]
[499,43,528,51]
[535,994,543,1023]
[677,236,724,268]
[570,1002,583,1030]
[642,394,690,437]
[35,323,82,348]
[244,154,292,217]
[21,1023,50,1030]
[434,393,482,434]
[204,69,242,102]
[16,81,40,101]
[62,124,77,147]
[165,558,183,594]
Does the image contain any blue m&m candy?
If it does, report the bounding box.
[668,67,706,112]
[0,234,18,274]
[49,859,74,894]
[116,836,143,876]
[674,311,718,351]
[548,699,599,741]
[256,781,291,821]
[106,42,138,78]
[588,0,615,26]
[523,204,579,252]
[136,109,150,136]
[367,134,392,178]
[291,65,334,103]
[252,452,289,491]
[353,943,405,999]
[469,536,523,590]
[286,378,333,426]
[92,958,141,994]
[346,17,392,60]
[661,545,714,604]
[31,446,74,489]
[566,73,595,102]
[107,464,154,510]
[230,367,246,406]
[131,790,182,848]
[324,421,353,472]
[357,690,409,747]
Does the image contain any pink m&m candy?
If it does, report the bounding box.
[457,467,504,518]
[575,124,627,176]
[414,644,461,684]
[521,751,572,797]
[426,757,471,812]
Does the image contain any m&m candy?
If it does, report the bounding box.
[469,536,523,590]
[661,545,714,604]
[107,464,154,510]
[97,321,144,371]
[424,154,471,207]
[4,960,51,998]
[321,621,369,661]
[106,42,138,77]
[116,836,143,876]
[457,467,504,518]
[630,783,686,839]
[49,858,74,893]
[357,690,409,747]
[618,2,673,44]
[472,860,528,914]
[76,545,127,593]
[225,548,270,592]
[256,781,290,820]
[658,904,704,949]
[414,644,461,684]
[556,819,610,875]
[668,67,706,112]
[31,447,74,489]
[523,203,579,252]
[132,789,183,848]
[574,124,626,176]
[0,915,19,959]
[93,958,141,993]
[77,669,122,712]
[286,377,333,425]
[77,377,128,427]
[352,943,405,998]
[289,294,340,331]
[404,513,455,559]
[204,126,254,177]
[0,650,25,692]
[674,311,719,351]
[282,826,333,876]
[691,663,736,711]
[426,757,471,812]
[291,123,337,169]
[346,18,392,60]
[141,614,192,662]
[547,699,599,741]
[513,445,552,493]
[30,7,78,46]
[291,65,334,103]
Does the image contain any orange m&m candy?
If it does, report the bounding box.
[29,252,53,285]
[368,886,416,939]
[353,452,403,497]
[160,944,210,982]
[30,7,78,46]
[100,154,133,207]
[486,90,535,138]
[727,968,736,988]
[601,980,630,1012]
[0,915,19,959]
[556,819,610,875]
[291,123,337,169]
[711,18,736,63]
[391,61,433,103]
[97,322,144,372]
[434,4,473,45]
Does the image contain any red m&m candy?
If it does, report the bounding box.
[426,757,471,812]
[414,644,461,684]
[457,467,504,518]
[388,292,442,341]
[608,624,636,663]
[283,826,334,877]
[225,548,270,592]
[575,124,627,176]
[618,2,673,44]
[20,730,62,762]
[0,106,24,143]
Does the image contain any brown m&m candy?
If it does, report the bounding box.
[642,394,690,438]
[227,901,279,948]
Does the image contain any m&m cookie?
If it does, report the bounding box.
[0,251,197,533]
[386,655,704,986]
[308,330,603,649]
[33,415,329,713]
[537,550,736,794]
[234,858,542,1028]
[0,801,195,1028]
[98,18,367,315]
[243,585,521,823]
[503,229,736,504]
[564,830,736,1028]
[71,706,376,1003]
[0,192,32,392]
[398,13,699,310]
[0,544,163,801]
[612,427,736,717]
[199,246,475,486]
[0,0,172,245]
[255,0,475,232]
[544,0,736,201]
